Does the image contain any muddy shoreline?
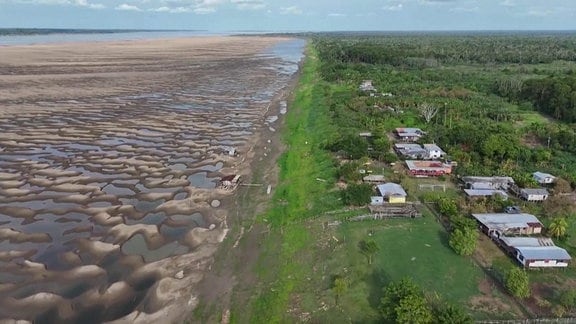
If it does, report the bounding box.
[190,47,307,324]
[0,36,305,323]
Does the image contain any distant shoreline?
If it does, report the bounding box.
[0,30,233,46]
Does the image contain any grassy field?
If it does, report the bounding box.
[233,46,521,323]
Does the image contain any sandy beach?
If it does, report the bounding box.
[0,36,304,323]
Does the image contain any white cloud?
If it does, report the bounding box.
[328,13,346,17]
[280,5,302,15]
[116,3,142,11]
[193,6,215,14]
[449,6,478,13]
[525,8,554,17]
[499,0,516,7]
[7,0,106,9]
[382,4,403,11]
[231,0,265,10]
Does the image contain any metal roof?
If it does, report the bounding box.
[396,127,423,134]
[500,236,554,247]
[363,175,386,182]
[394,143,423,150]
[462,176,515,184]
[422,144,444,152]
[521,188,549,195]
[405,160,451,171]
[471,213,542,230]
[533,171,555,179]
[516,246,571,261]
[464,189,508,198]
[377,183,407,197]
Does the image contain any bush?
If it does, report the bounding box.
[338,161,362,182]
[380,278,433,324]
[330,134,369,159]
[449,228,479,256]
[559,289,576,310]
[505,268,531,299]
[434,303,473,324]
[341,183,372,206]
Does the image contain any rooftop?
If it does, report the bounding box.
[533,171,555,179]
[363,174,386,182]
[422,144,444,152]
[395,127,425,135]
[471,213,543,230]
[500,236,555,247]
[521,188,549,195]
[515,246,571,261]
[406,160,451,171]
[462,176,515,184]
[394,143,423,150]
[464,189,508,198]
[377,183,407,197]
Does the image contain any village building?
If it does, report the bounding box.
[499,237,571,268]
[395,127,426,142]
[405,160,452,177]
[394,143,427,159]
[471,213,543,238]
[394,143,446,160]
[464,189,509,200]
[422,144,445,159]
[371,183,407,204]
[461,176,515,190]
[533,171,556,185]
[520,188,549,202]
[363,174,386,184]
[359,80,376,92]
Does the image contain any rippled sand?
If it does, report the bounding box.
[0,36,303,323]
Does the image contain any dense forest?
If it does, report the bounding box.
[313,34,576,185]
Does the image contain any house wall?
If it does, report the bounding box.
[526,260,569,268]
[427,150,443,159]
[523,194,548,201]
[388,196,406,204]
[371,196,384,205]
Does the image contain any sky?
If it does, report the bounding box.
[0,0,575,31]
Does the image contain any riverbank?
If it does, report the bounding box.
[188,44,346,323]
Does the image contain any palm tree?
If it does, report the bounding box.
[548,217,568,239]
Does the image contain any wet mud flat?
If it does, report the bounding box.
[0,36,304,323]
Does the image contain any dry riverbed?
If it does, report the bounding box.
[0,36,304,323]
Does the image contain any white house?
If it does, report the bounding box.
[376,183,407,204]
[515,246,571,268]
[499,236,571,268]
[533,172,556,185]
[520,188,549,202]
[423,144,445,159]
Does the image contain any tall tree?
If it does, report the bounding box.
[358,240,380,265]
[395,294,434,324]
[419,103,440,123]
[333,277,348,306]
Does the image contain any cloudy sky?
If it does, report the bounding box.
[0,0,575,31]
